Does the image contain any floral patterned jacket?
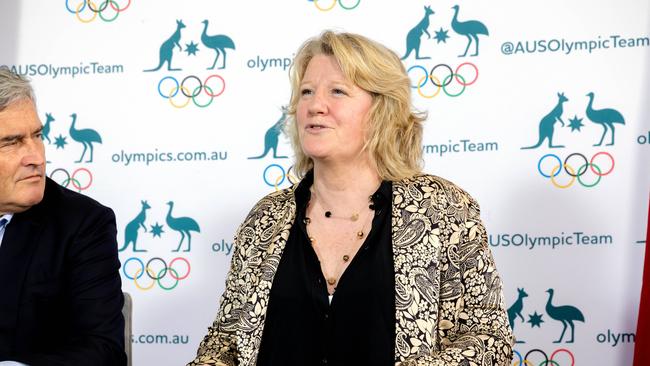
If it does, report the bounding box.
[188,174,514,366]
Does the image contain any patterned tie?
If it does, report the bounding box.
[0,217,8,232]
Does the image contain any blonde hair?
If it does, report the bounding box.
[286,30,426,181]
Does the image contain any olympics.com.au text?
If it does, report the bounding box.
[112,149,228,166]
[131,333,190,345]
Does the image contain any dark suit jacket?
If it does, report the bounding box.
[0,178,126,366]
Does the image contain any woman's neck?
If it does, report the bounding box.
[311,159,381,211]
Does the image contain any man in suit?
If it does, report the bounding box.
[0,67,126,365]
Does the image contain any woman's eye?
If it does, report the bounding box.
[301,88,313,96]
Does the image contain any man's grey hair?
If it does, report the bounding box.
[0,66,35,112]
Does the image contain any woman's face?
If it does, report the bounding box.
[296,54,373,166]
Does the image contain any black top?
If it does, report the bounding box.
[257,172,396,366]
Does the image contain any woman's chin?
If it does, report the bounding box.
[301,146,331,161]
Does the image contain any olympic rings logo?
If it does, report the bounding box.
[537,151,615,189]
[65,0,131,23]
[157,75,226,108]
[311,0,360,11]
[512,348,574,366]
[407,62,479,98]
[50,167,93,192]
[122,257,191,291]
[263,164,299,191]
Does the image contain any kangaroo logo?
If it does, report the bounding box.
[401,6,434,60]
[521,93,569,149]
[450,5,489,57]
[585,92,625,146]
[119,200,151,252]
[507,288,528,343]
[42,112,68,151]
[522,92,626,150]
[144,19,186,72]
[118,200,201,252]
[146,19,236,107]
[200,20,236,70]
[507,287,585,343]
[545,288,585,343]
[42,113,55,144]
[166,201,201,252]
[43,110,100,193]
[249,108,289,159]
[69,113,102,163]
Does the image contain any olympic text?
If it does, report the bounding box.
[211,239,234,256]
[596,329,636,347]
[3,62,124,79]
[246,55,293,72]
[489,232,613,250]
[422,139,498,157]
[131,333,190,345]
[112,149,228,166]
[501,34,649,55]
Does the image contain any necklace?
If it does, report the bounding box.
[305,197,375,291]
[311,188,374,222]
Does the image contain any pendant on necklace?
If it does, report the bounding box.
[327,278,337,285]
[343,255,350,262]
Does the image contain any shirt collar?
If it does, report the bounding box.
[0,213,14,229]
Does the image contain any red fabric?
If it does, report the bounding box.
[634,196,650,365]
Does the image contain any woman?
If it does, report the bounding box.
[189,31,513,366]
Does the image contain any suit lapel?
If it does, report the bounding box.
[0,207,45,348]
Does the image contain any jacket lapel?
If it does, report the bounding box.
[236,188,297,365]
[0,207,45,352]
[391,177,442,361]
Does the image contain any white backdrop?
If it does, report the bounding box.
[1,0,649,365]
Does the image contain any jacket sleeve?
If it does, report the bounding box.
[400,194,514,366]
[187,208,259,366]
[15,207,126,366]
